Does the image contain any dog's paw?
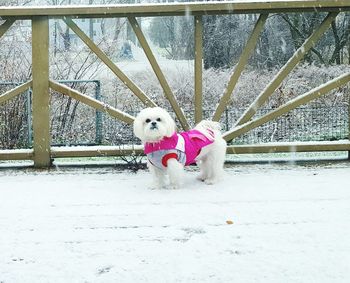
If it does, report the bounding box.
[148,185,158,190]
[196,175,206,182]
[168,183,180,190]
[204,178,216,185]
[148,183,166,190]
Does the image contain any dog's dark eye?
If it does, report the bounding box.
[145,119,151,123]
[156,118,161,122]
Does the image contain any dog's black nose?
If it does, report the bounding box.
[151,121,157,126]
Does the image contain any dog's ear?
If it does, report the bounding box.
[164,111,176,138]
[133,115,144,141]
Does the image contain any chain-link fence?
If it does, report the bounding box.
[0,80,101,149]
[49,80,102,146]
[212,106,349,144]
[102,106,349,146]
[0,82,32,149]
[1,80,349,149]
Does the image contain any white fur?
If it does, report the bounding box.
[133,107,227,189]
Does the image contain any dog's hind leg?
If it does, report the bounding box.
[209,152,225,184]
[196,158,208,182]
[200,139,226,185]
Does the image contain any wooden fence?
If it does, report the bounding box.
[1,1,350,167]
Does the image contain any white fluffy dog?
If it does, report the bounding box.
[133,107,227,189]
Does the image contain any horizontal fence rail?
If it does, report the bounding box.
[1,1,350,18]
[1,1,350,167]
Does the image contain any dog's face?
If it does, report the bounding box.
[133,107,176,143]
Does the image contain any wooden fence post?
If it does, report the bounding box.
[349,96,350,160]
[32,16,51,167]
[194,15,203,124]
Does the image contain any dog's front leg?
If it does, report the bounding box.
[148,160,166,189]
[166,158,184,189]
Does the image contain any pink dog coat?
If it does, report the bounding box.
[144,129,214,169]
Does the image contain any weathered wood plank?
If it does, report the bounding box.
[227,141,350,154]
[1,140,349,162]
[223,72,350,141]
[51,140,350,158]
[212,13,268,122]
[49,80,135,125]
[0,149,34,160]
[0,18,15,39]
[128,16,189,130]
[194,15,203,124]
[51,145,143,158]
[32,16,51,168]
[0,81,32,105]
[0,1,349,18]
[235,12,339,126]
[64,17,156,108]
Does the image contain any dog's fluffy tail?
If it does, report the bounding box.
[195,120,222,140]
[196,120,222,132]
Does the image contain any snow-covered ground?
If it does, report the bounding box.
[0,162,350,283]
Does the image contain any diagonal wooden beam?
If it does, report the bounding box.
[49,80,135,125]
[63,17,156,108]
[128,16,190,130]
[212,13,268,122]
[0,18,15,39]
[235,12,339,126]
[223,72,350,141]
[194,15,203,124]
[0,81,32,105]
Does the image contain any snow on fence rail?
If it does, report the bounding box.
[1,1,350,167]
